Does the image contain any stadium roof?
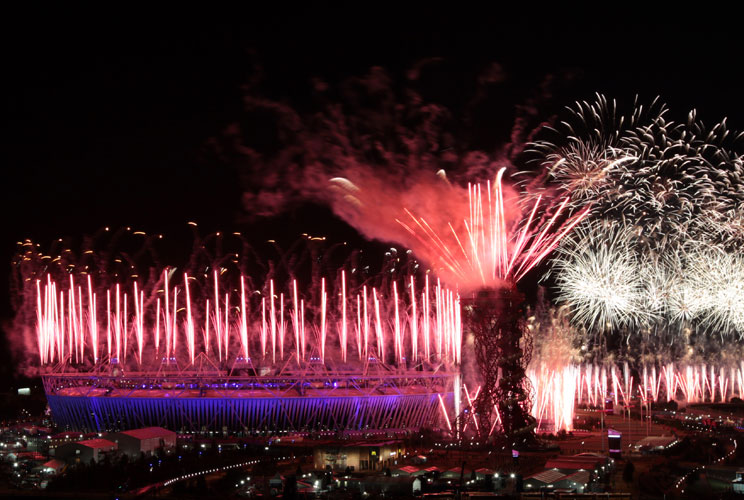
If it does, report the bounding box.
[350,440,400,447]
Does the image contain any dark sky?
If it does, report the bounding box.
[2,9,743,380]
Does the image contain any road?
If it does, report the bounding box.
[555,410,680,456]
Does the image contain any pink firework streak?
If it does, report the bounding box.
[397,167,590,288]
[34,272,462,370]
[445,361,744,433]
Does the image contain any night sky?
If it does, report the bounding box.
[3,9,743,383]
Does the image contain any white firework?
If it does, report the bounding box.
[532,94,744,238]
[552,222,651,331]
[543,143,637,204]
[682,245,744,337]
[539,95,744,343]
[641,255,675,319]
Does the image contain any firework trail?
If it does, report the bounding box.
[330,167,589,292]
[14,229,465,374]
[526,296,583,431]
[32,270,463,370]
[213,61,583,294]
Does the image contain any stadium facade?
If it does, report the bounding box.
[43,369,455,434]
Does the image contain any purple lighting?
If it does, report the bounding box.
[42,372,455,433]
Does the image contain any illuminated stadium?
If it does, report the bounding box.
[42,370,455,434]
[34,271,461,434]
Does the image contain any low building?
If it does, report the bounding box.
[56,438,117,464]
[634,435,678,453]
[106,427,176,457]
[544,454,608,477]
[554,469,591,493]
[345,475,417,495]
[442,466,471,479]
[394,465,421,476]
[313,441,404,471]
[42,459,66,475]
[523,468,566,492]
[474,468,495,480]
[48,431,85,455]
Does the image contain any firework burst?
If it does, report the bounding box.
[387,167,590,290]
[540,95,744,345]
[681,245,744,337]
[551,222,650,331]
[532,94,744,239]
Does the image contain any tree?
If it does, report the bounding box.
[284,474,298,500]
[484,474,494,491]
[623,461,635,484]
[689,469,700,484]
[196,475,208,496]
[515,473,523,493]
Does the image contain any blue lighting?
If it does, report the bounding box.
[43,373,453,434]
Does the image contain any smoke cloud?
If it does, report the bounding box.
[214,60,560,289]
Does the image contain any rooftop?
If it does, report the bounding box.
[78,438,117,450]
[545,455,605,471]
[527,468,566,484]
[564,469,591,485]
[635,435,677,448]
[119,427,176,440]
[43,459,65,470]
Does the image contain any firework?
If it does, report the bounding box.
[22,232,466,434]
[551,222,650,331]
[679,245,744,337]
[34,270,462,370]
[533,94,744,239]
[528,363,579,432]
[389,167,590,290]
[540,95,744,345]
